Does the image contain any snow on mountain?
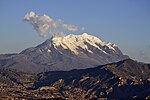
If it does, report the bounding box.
[0,33,129,73]
[50,33,120,56]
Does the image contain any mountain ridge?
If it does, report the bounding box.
[1,59,149,99]
[0,33,128,73]
[33,59,150,99]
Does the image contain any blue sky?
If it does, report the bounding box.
[0,0,150,63]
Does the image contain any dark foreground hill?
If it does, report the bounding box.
[0,59,150,99]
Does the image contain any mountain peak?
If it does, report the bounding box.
[51,33,106,54]
[5,33,128,73]
[81,32,91,37]
[36,33,126,57]
[52,33,103,44]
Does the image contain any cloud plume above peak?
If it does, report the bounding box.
[62,24,78,32]
[24,11,78,37]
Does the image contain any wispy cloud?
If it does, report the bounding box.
[24,11,79,37]
[62,24,78,32]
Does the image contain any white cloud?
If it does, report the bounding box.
[24,11,56,37]
[62,24,78,32]
[24,11,79,37]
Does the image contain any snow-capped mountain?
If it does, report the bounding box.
[21,33,128,71]
[0,33,128,73]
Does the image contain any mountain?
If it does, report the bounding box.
[0,59,150,99]
[0,66,35,99]
[0,33,128,73]
[0,66,34,86]
[0,54,45,73]
[34,59,150,99]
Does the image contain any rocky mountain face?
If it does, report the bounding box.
[0,33,128,73]
[0,66,35,99]
[34,59,150,99]
[0,67,34,86]
[0,59,150,99]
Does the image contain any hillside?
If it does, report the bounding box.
[1,59,149,99]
